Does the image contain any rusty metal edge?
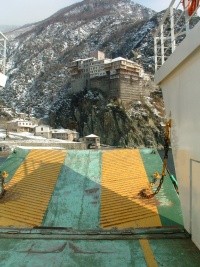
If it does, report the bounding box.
[0,233,190,240]
[0,226,190,240]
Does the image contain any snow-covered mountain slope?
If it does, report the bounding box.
[2,0,199,121]
[1,0,157,118]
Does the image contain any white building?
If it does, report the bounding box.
[69,57,94,93]
[104,57,142,77]
[35,125,79,141]
[34,125,52,139]
[69,52,148,101]
[7,119,36,132]
[69,51,112,93]
[52,129,79,141]
[90,58,111,79]
[84,134,100,149]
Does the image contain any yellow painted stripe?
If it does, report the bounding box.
[0,149,66,227]
[100,149,162,229]
[139,239,158,267]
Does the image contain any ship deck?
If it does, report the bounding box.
[0,148,199,266]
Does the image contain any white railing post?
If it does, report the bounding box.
[170,6,176,53]
[185,0,190,33]
[161,24,165,65]
[154,0,200,71]
[154,36,158,70]
[3,38,7,75]
[0,32,8,75]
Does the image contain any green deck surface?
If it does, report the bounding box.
[149,239,200,267]
[42,150,102,229]
[0,148,199,266]
[0,237,146,267]
[0,234,199,267]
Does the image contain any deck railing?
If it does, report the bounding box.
[0,32,7,75]
[154,0,200,70]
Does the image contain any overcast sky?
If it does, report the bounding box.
[0,0,171,26]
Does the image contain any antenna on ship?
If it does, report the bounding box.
[0,31,8,87]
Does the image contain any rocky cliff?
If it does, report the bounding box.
[50,88,165,148]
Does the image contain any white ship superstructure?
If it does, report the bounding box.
[154,0,200,249]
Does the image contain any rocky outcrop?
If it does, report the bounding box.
[50,89,165,148]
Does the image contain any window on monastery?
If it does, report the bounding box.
[41,127,43,131]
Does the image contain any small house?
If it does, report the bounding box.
[84,134,100,149]
[34,125,52,139]
[52,129,79,141]
[7,119,36,133]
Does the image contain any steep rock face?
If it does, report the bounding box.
[50,89,165,147]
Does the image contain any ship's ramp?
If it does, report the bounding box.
[1,148,199,266]
[0,148,182,228]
